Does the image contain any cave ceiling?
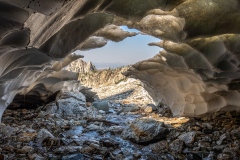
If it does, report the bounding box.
[0,0,240,120]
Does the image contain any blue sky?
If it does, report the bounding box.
[76,26,162,68]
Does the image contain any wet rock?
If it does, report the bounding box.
[37,128,54,144]
[92,101,110,112]
[178,131,196,145]
[169,139,184,153]
[121,118,169,143]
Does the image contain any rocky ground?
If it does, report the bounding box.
[0,77,240,160]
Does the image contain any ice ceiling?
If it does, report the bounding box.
[0,0,240,121]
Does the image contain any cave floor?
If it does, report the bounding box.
[0,78,240,160]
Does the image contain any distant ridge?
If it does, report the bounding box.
[66,59,96,73]
[93,62,130,69]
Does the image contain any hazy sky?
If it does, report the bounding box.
[76,26,162,68]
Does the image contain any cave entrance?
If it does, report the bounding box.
[78,26,161,69]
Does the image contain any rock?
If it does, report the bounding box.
[231,128,240,139]
[107,126,124,133]
[198,141,211,150]
[54,146,82,154]
[142,140,169,153]
[98,110,106,114]
[147,104,157,110]
[100,138,119,147]
[144,106,153,113]
[0,155,4,160]
[217,153,231,160]
[202,123,213,129]
[18,136,32,142]
[93,155,103,160]
[121,118,169,143]
[37,129,54,144]
[0,124,16,136]
[178,131,196,145]
[46,90,86,116]
[117,104,139,114]
[57,90,86,102]
[66,59,96,73]
[216,134,226,145]
[28,153,45,160]
[186,153,202,160]
[62,154,90,160]
[203,128,214,134]
[37,111,47,118]
[62,126,83,137]
[213,145,225,152]
[86,102,92,107]
[46,99,86,117]
[3,145,14,152]
[16,146,34,154]
[169,139,184,153]
[92,101,110,112]
[87,124,102,131]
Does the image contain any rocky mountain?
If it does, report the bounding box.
[66,59,96,73]
[78,66,129,88]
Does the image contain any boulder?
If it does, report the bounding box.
[46,91,86,116]
[121,118,169,143]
